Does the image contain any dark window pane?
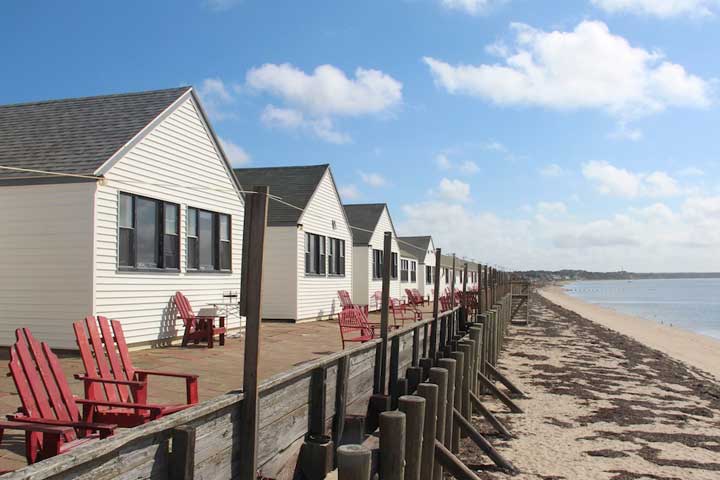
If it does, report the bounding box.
[136,197,158,268]
[188,208,197,237]
[219,241,231,270]
[119,228,134,267]
[187,238,199,270]
[163,234,179,269]
[199,210,215,270]
[219,215,230,241]
[119,194,133,228]
[164,203,178,235]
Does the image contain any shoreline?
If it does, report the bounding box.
[540,284,720,380]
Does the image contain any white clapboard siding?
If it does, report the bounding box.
[0,182,95,348]
[296,170,353,321]
[351,246,369,305]
[366,207,400,307]
[260,226,297,320]
[399,256,419,299]
[418,239,436,299]
[94,96,244,346]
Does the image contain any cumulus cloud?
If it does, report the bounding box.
[582,161,681,198]
[591,0,719,18]
[359,171,388,187]
[423,21,711,120]
[436,178,471,202]
[246,63,402,143]
[219,137,250,166]
[678,166,705,177]
[260,105,351,144]
[197,78,236,120]
[537,201,567,215]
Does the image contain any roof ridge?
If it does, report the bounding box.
[0,86,191,109]
[233,164,328,172]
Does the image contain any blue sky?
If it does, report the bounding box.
[2,0,719,271]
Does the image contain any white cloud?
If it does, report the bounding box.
[537,201,567,215]
[582,161,681,198]
[219,137,250,166]
[434,154,480,174]
[435,154,452,169]
[437,178,471,202]
[539,163,565,177]
[247,63,402,143]
[338,184,361,200]
[260,105,351,144]
[459,160,480,174]
[592,0,719,18]
[197,78,236,120]
[247,63,402,116]
[439,0,502,15]
[359,171,388,188]
[423,21,711,120]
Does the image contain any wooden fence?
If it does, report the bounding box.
[3,289,519,480]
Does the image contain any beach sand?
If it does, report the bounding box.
[540,285,720,380]
[457,293,720,479]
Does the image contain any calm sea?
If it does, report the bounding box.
[563,278,720,340]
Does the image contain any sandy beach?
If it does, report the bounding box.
[540,285,720,381]
[458,293,720,479]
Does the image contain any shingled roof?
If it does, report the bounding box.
[0,87,191,181]
[398,236,432,260]
[343,203,388,246]
[233,165,329,226]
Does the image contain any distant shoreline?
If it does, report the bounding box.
[539,285,720,380]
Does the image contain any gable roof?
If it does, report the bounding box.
[233,164,329,226]
[343,203,391,246]
[398,236,433,260]
[0,87,192,182]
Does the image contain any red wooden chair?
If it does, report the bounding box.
[1,329,158,465]
[439,295,452,312]
[390,298,420,326]
[338,290,354,310]
[411,288,429,306]
[370,291,383,311]
[338,308,375,348]
[174,292,226,348]
[73,316,199,428]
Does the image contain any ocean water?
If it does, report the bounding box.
[563,278,720,340]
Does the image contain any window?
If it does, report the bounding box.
[391,252,398,279]
[426,266,433,284]
[328,237,345,276]
[305,233,326,275]
[400,259,409,282]
[118,193,179,270]
[187,208,232,272]
[372,249,383,279]
[410,261,417,282]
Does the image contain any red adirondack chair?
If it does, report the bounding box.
[73,316,199,428]
[439,295,452,312]
[1,329,158,465]
[338,308,375,348]
[174,292,226,348]
[338,290,353,310]
[371,291,383,311]
[390,298,420,326]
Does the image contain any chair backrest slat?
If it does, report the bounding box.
[83,317,120,402]
[13,330,57,422]
[174,292,195,324]
[338,290,353,309]
[42,343,81,424]
[8,349,40,419]
[24,332,74,424]
[111,319,136,381]
[97,317,131,402]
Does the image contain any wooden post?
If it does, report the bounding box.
[379,231,393,394]
[428,367,448,480]
[169,425,196,480]
[452,408,517,472]
[333,356,350,450]
[469,326,482,396]
[438,357,457,453]
[238,185,269,480]
[461,263,468,331]
[447,352,463,453]
[477,264,483,316]
[450,254,456,338]
[390,336,400,409]
[398,395,425,480]
[469,391,512,439]
[487,363,526,398]
[380,410,406,480]
[430,248,442,360]
[337,445,372,480]
[416,383,437,480]
[458,342,473,425]
[308,366,327,436]
[477,371,523,413]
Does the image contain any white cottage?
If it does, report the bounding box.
[233,165,352,322]
[0,87,245,349]
[343,204,401,309]
[398,236,437,300]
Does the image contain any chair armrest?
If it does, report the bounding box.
[75,399,164,415]
[0,420,73,435]
[8,415,116,434]
[74,374,146,387]
[134,369,198,380]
